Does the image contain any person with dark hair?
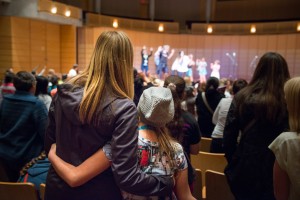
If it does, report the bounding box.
[48,75,59,97]
[35,76,52,110]
[0,71,48,182]
[0,71,16,102]
[133,68,153,106]
[223,52,290,200]
[164,75,201,190]
[210,79,248,153]
[195,77,225,137]
[181,86,197,118]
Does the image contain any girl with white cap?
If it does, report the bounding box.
[49,86,196,200]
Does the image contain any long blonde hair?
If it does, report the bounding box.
[154,127,177,172]
[284,77,300,133]
[69,31,134,124]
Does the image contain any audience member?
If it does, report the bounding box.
[48,87,196,200]
[164,75,201,190]
[0,71,15,102]
[269,76,300,200]
[195,77,225,137]
[133,68,153,106]
[35,76,52,110]
[210,79,248,153]
[44,31,174,199]
[48,75,59,97]
[181,85,197,118]
[0,71,48,181]
[68,64,78,78]
[223,52,290,200]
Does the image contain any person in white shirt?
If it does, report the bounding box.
[210,79,248,153]
[210,60,221,79]
[68,64,78,78]
[269,77,300,200]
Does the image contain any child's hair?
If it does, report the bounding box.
[284,77,300,133]
[137,87,177,171]
[153,127,177,172]
[163,75,186,144]
[20,151,47,176]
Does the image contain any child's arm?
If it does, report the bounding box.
[48,144,111,187]
[273,160,290,200]
[174,168,196,200]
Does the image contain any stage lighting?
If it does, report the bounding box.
[65,10,71,17]
[297,23,300,32]
[50,6,57,14]
[233,52,236,57]
[158,24,164,32]
[113,20,118,28]
[250,25,256,33]
[207,25,213,34]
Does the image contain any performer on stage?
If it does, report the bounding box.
[154,46,162,76]
[158,45,175,79]
[171,51,189,78]
[210,60,221,79]
[140,46,153,76]
[187,54,195,82]
[196,57,208,83]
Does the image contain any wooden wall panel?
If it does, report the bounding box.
[11,17,31,72]
[2,16,77,78]
[285,35,297,75]
[236,36,247,80]
[276,35,287,56]
[77,27,94,70]
[247,36,259,77]
[60,25,77,74]
[30,20,47,71]
[0,17,12,79]
[46,23,60,72]
[294,35,300,76]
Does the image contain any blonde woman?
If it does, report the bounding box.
[269,77,300,200]
[44,31,174,199]
[48,87,196,200]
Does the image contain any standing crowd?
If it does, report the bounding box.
[0,30,299,200]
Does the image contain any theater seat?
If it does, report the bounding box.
[0,181,38,200]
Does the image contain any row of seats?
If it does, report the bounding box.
[192,169,234,200]
[0,138,225,200]
[1,172,231,200]
[0,182,45,200]
[191,147,234,200]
